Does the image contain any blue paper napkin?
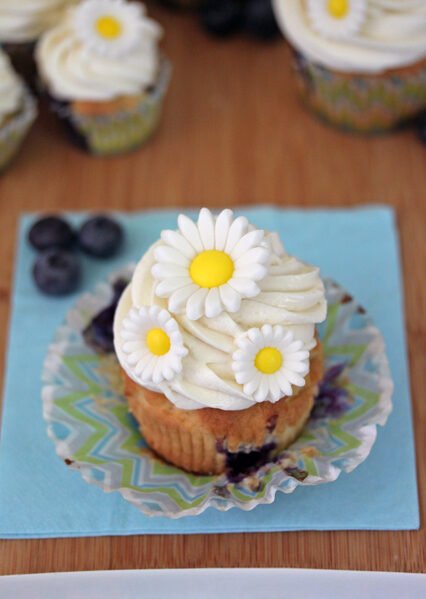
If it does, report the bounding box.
[0,206,419,538]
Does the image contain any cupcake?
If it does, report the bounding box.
[36,0,171,156]
[0,1,76,85]
[0,49,37,172]
[273,0,426,132]
[113,208,327,475]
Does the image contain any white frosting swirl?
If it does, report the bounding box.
[0,50,24,126]
[114,232,327,412]
[0,0,76,43]
[273,0,426,74]
[36,4,162,101]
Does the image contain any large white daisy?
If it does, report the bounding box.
[73,0,162,58]
[152,208,271,321]
[307,0,367,40]
[121,306,188,385]
[232,325,310,403]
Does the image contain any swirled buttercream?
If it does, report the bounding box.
[273,0,426,74]
[114,214,327,411]
[36,1,162,101]
[0,0,76,43]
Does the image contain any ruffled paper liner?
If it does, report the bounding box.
[0,89,37,172]
[42,268,393,518]
[48,58,171,156]
[293,52,426,133]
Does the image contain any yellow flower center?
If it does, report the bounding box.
[189,250,234,289]
[95,15,122,39]
[327,0,349,18]
[146,328,171,356]
[255,347,283,375]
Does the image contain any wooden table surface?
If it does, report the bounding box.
[0,3,425,576]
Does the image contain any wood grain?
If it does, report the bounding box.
[0,4,425,575]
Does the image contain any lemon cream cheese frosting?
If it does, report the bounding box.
[114,209,327,412]
[0,50,24,126]
[36,0,163,101]
[0,0,76,43]
[273,0,426,74]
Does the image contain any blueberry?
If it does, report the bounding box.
[417,112,426,145]
[83,277,129,353]
[199,0,243,38]
[79,215,123,258]
[28,216,75,251]
[33,250,81,296]
[243,0,280,41]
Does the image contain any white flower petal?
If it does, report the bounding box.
[219,284,241,313]
[135,352,152,375]
[178,214,204,252]
[235,263,267,281]
[204,287,222,318]
[228,278,260,298]
[269,377,282,402]
[197,208,215,250]
[277,372,293,396]
[230,229,265,260]
[234,246,270,267]
[186,287,209,320]
[282,369,305,388]
[214,209,233,250]
[243,373,262,396]
[154,245,189,267]
[254,377,269,402]
[161,229,195,259]
[168,284,198,313]
[152,263,188,279]
[224,215,248,254]
[155,277,192,297]
[141,355,156,382]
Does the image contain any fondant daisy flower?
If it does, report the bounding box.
[307,0,367,40]
[232,325,310,403]
[73,0,162,58]
[152,208,271,321]
[121,306,188,385]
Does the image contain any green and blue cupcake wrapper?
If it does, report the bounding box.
[42,266,393,518]
[294,52,426,133]
[0,89,37,172]
[50,58,171,156]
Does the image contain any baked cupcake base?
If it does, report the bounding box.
[47,58,171,156]
[124,341,324,476]
[294,52,426,133]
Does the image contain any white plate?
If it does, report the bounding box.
[1,568,425,599]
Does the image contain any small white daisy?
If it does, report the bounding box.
[121,306,188,385]
[232,325,310,403]
[152,208,271,321]
[307,0,367,40]
[73,0,162,58]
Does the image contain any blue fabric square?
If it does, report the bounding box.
[0,206,419,537]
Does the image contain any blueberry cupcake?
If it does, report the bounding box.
[36,0,171,156]
[0,49,37,172]
[273,0,426,132]
[0,1,76,85]
[113,208,327,475]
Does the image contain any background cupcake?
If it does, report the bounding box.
[0,49,37,172]
[36,0,171,156]
[273,0,426,133]
[0,1,76,86]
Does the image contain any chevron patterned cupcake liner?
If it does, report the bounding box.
[294,53,426,133]
[0,89,37,172]
[42,266,393,518]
